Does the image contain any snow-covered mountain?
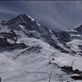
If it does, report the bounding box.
[0,14,82,82]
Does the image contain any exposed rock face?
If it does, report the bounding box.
[0,14,69,53]
[54,31,71,42]
[74,25,82,34]
[0,14,82,55]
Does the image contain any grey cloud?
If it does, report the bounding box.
[21,1,82,30]
[0,1,82,30]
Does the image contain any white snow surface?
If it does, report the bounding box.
[0,31,82,82]
[50,39,82,71]
[52,54,82,71]
[0,36,65,82]
[0,21,82,82]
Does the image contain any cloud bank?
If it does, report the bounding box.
[0,1,82,30]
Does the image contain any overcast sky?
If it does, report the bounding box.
[0,1,82,30]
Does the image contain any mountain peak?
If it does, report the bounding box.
[7,14,35,25]
[74,24,82,33]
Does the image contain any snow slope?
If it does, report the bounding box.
[0,37,66,82]
[0,14,82,82]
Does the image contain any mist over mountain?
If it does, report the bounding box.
[0,1,82,30]
[1,1,82,82]
[0,14,82,82]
